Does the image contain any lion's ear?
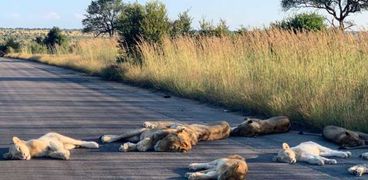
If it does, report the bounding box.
[177,127,185,133]
[3,152,11,160]
[247,120,253,124]
[282,143,290,150]
[345,131,352,137]
[12,137,23,145]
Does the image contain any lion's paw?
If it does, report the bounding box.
[143,122,156,129]
[344,151,352,158]
[185,172,193,178]
[188,163,199,171]
[186,173,201,180]
[361,153,368,160]
[316,159,325,166]
[100,135,113,143]
[119,143,133,152]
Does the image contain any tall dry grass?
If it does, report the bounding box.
[124,30,368,131]
[8,38,119,74]
[7,30,368,131]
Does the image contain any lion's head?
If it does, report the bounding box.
[218,155,248,180]
[154,129,192,152]
[231,118,261,137]
[3,137,31,160]
[339,131,365,147]
[273,143,296,164]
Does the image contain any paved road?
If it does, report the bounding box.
[0,58,367,180]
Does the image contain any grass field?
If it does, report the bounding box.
[7,29,368,131]
[8,38,118,74]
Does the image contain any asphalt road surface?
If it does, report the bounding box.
[0,58,367,180]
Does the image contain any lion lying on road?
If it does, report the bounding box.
[273,141,351,165]
[323,126,368,148]
[100,121,231,152]
[231,116,290,137]
[3,132,99,160]
[185,155,248,180]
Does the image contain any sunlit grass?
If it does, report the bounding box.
[7,30,368,131]
[8,38,118,74]
[124,30,368,131]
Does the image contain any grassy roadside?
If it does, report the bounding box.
[7,30,368,131]
[8,38,118,75]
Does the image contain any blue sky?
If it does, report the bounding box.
[1,0,368,29]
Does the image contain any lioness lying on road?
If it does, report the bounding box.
[3,132,99,160]
[185,155,248,180]
[101,121,231,152]
[231,116,290,137]
[273,141,351,165]
[323,126,368,148]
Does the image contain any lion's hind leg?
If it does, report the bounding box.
[185,169,217,180]
[48,141,71,160]
[320,150,351,158]
[318,145,352,158]
[299,153,326,165]
[188,160,218,171]
[136,137,154,152]
[318,156,337,165]
[64,144,76,150]
[119,137,155,152]
[100,128,146,143]
[46,132,99,149]
[144,121,182,129]
[49,150,71,160]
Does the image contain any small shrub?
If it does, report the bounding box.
[29,42,47,54]
[117,1,170,58]
[272,13,327,31]
[44,27,68,53]
[0,38,22,54]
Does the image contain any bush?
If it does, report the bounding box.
[29,42,47,54]
[0,38,22,55]
[272,13,327,31]
[170,10,192,37]
[117,1,170,62]
[44,27,68,53]
[199,18,231,36]
[117,2,145,53]
[141,1,170,43]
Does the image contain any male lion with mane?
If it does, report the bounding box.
[100,121,231,152]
